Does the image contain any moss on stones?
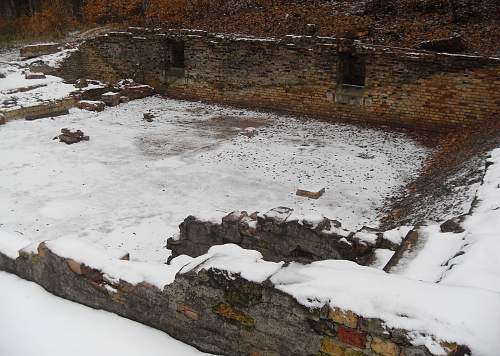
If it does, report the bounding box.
[213,302,255,329]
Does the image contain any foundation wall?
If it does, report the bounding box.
[59,29,500,130]
[0,242,466,356]
[167,209,400,266]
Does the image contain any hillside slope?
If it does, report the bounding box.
[1,0,499,56]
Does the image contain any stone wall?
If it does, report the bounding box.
[58,28,500,130]
[1,97,75,121]
[0,241,468,356]
[167,207,400,265]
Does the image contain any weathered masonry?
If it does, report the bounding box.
[59,28,500,130]
[0,221,472,356]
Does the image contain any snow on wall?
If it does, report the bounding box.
[0,237,494,355]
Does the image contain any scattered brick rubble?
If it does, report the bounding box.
[57,128,89,145]
[167,207,400,265]
[72,80,154,113]
[120,84,154,100]
[101,92,121,107]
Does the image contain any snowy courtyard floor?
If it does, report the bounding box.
[0,96,428,262]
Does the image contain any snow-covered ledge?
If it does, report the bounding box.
[0,233,492,355]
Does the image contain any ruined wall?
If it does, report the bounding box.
[59,28,500,130]
[0,241,467,356]
[167,208,400,265]
[1,97,75,122]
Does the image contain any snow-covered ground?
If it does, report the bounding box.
[0,48,77,110]
[2,45,498,356]
[394,148,500,293]
[0,96,428,262]
[0,271,212,356]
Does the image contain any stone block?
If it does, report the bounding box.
[371,337,399,356]
[212,302,255,329]
[390,328,410,344]
[401,346,432,356]
[177,303,199,321]
[78,100,106,112]
[101,92,121,107]
[120,253,130,261]
[320,338,364,356]
[20,43,60,59]
[296,188,325,199]
[359,317,390,337]
[439,219,464,233]
[441,342,471,356]
[81,264,104,284]
[74,79,89,88]
[25,72,46,79]
[337,326,367,349]
[66,259,82,275]
[329,307,358,328]
[240,127,258,138]
[120,85,154,100]
[28,61,55,75]
[0,114,5,125]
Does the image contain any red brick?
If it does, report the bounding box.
[337,326,367,349]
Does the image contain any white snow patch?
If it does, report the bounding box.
[383,225,413,244]
[181,244,284,283]
[0,271,213,356]
[354,231,379,245]
[372,248,394,269]
[45,238,190,289]
[0,230,30,259]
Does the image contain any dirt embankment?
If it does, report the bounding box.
[185,0,500,56]
[1,0,499,56]
[382,121,500,228]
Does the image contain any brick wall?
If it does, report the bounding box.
[59,29,500,130]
